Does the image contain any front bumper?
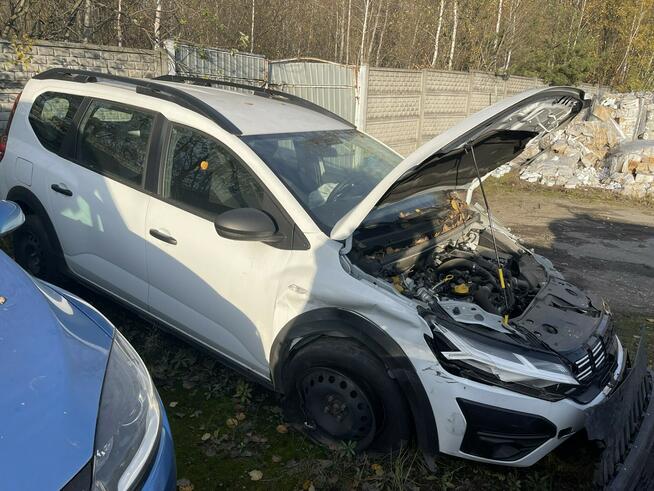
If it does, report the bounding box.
[142,402,177,491]
[414,329,654,487]
[585,336,654,490]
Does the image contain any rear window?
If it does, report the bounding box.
[29,92,83,154]
[76,100,154,186]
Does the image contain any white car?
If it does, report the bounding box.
[1,69,652,487]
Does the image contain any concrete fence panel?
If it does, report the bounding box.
[365,68,423,156]
[0,39,166,130]
[421,70,470,144]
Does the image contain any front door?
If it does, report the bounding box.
[145,124,292,377]
[46,98,155,309]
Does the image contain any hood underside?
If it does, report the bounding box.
[330,87,586,241]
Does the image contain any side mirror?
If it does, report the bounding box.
[214,208,282,242]
[0,200,25,237]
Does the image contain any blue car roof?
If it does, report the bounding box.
[0,250,113,490]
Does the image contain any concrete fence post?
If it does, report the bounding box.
[163,39,176,75]
[355,64,369,131]
[416,69,427,149]
[465,71,473,116]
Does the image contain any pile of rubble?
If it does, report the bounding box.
[495,91,654,199]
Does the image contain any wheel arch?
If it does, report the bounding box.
[270,307,439,458]
[6,185,65,263]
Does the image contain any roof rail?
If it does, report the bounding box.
[33,68,242,135]
[154,74,355,128]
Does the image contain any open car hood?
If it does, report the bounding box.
[330,87,586,241]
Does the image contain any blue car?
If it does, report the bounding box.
[0,200,176,490]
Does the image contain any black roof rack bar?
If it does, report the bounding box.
[33,68,242,135]
[154,74,356,128]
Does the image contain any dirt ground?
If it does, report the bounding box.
[484,178,654,316]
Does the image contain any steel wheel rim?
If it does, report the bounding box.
[23,231,42,274]
[300,367,376,447]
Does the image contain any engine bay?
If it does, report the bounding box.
[397,242,544,318]
[350,193,547,320]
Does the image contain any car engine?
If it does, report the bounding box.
[350,194,547,319]
[397,240,543,317]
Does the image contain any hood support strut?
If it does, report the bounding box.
[465,142,510,323]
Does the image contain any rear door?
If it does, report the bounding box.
[145,123,294,376]
[46,98,157,309]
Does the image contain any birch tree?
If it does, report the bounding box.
[116,0,123,47]
[447,0,458,70]
[345,0,352,64]
[1,0,30,38]
[82,0,91,43]
[375,0,390,66]
[493,0,503,67]
[250,0,255,53]
[431,0,445,67]
[358,0,371,64]
[366,0,383,64]
[153,0,162,48]
[616,0,646,83]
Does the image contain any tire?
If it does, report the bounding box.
[282,337,412,453]
[13,213,61,282]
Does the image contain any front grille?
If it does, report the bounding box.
[575,338,608,382]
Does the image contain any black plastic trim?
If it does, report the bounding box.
[270,308,439,459]
[61,458,92,491]
[33,68,242,135]
[457,398,556,462]
[144,113,166,194]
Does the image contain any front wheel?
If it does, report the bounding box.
[283,338,412,452]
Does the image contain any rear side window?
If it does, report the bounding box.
[163,125,264,216]
[77,100,154,186]
[29,92,82,154]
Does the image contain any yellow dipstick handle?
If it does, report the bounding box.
[498,268,510,325]
[498,268,506,290]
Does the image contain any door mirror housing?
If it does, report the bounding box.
[0,200,25,237]
[214,208,282,242]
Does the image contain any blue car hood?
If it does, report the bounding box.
[0,252,113,490]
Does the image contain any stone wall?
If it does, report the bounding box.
[0,39,167,130]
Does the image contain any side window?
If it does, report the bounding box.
[77,100,154,186]
[28,92,83,154]
[163,125,264,216]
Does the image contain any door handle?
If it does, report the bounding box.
[149,228,177,245]
[51,183,73,197]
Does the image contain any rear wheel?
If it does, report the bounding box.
[13,214,61,282]
[283,338,412,452]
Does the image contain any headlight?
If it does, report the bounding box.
[93,330,161,491]
[432,323,578,388]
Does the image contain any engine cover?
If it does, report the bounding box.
[511,277,611,362]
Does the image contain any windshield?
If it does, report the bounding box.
[242,130,403,232]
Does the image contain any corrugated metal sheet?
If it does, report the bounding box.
[269,60,357,123]
[171,41,267,84]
